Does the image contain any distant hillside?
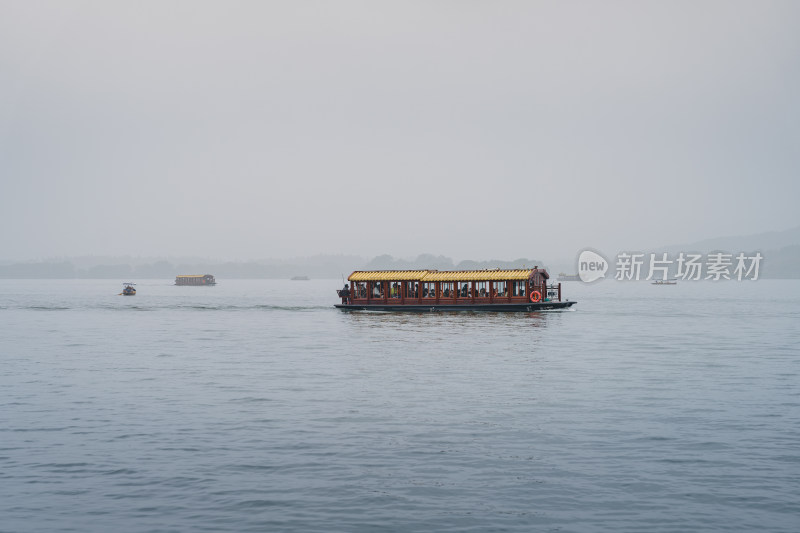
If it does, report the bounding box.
[0,254,547,279]
[661,225,800,253]
[652,225,800,279]
[0,255,362,279]
[756,245,800,279]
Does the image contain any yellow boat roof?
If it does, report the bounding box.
[348,269,538,282]
[422,269,535,281]
[348,270,429,281]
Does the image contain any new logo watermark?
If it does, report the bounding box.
[573,249,762,282]
[578,249,608,282]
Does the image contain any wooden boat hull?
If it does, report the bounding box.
[335,301,576,312]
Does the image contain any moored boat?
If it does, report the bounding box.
[335,267,576,312]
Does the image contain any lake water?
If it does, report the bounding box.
[1,279,798,532]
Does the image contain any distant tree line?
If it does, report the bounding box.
[0,254,547,279]
[1,247,797,278]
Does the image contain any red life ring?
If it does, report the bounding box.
[530,290,542,303]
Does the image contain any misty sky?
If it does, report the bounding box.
[1,1,798,263]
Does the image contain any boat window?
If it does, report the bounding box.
[475,281,489,298]
[422,282,436,298]
[406,281,418,299]
[440,282,454,298]
[354,282,367,298]
[494,281,507,297]
[513,281,527,296]
[457,281,471,298]
[372,281,384,299]
[389,282,401,299]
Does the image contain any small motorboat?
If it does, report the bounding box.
[652,279,677,285]
[121,283,136,295]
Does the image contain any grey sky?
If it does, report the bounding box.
[1,1,798,263]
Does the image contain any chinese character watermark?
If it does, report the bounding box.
[675,253,703,281]
[573,249,763,282]
[611,251,762,281]
[615,253,644,281]
[733,252,762,281]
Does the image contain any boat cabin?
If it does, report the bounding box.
[335,268,575,311]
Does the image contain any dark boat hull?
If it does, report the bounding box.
[334,301,576,312]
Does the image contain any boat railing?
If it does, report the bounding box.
[546,282,562,301]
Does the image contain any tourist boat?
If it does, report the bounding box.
[291,276,310,281]
[121,283,136,296]
[175,274,216,286]
[557,272,581,281]
[652,279,677,285]
[335,267,576,311]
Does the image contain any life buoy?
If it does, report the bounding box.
[530,290,542,303]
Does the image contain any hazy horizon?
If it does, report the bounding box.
[2,1,798,262]
[3,220,799,266]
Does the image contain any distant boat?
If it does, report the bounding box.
[652,279,677,285]
[175,274,216,286]
[120,283,136,296]
[557,273,581,281]
[291,276,310,281]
